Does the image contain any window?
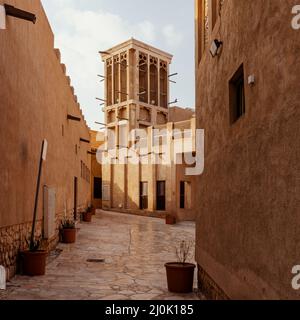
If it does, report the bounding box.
[156,181,166,211]
[94,177,102,199]
[229,64,246,124]
[160,61,168,108]
[150,56,158,106]
[140,182,148,210]
[114,55,120,104]
[180,181,185,209]
[106,59,113,106]
[120,52,128,103]
[139,53,148,103]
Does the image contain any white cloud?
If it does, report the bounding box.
[41,1,157,128]
[137,21,156,42]
[162,24,183,48]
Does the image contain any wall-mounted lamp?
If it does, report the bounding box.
[210,39,223,57]
[4,4,36,24]
[137,91,146,96]
[248,75,255,86]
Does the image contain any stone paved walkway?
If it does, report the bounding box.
[1,210,200,300]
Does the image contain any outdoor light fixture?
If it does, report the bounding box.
[248,74,255,85]
[4,4,36,24]
[137,91,146,96]
[210,39,223,57]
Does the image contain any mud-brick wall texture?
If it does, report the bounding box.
[195,0,300,299]
[0,0,91,278]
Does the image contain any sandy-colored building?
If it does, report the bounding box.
[195,0,300,299]
[98,39,197,221]
[0,0,91,278]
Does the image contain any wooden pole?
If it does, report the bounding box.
[29,140,46,251]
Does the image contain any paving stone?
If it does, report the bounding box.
[1,211,200,300]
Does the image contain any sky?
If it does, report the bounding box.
[41,0,195,130]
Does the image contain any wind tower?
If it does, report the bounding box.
[100,38,173,135]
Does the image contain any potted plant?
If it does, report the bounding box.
[166,214,176,225]
[165,240,196,293]
[82,207,92,222]
[20,139,48,276]
[60,219,76,243]
[90,204,96,215]
[21,236,47,276]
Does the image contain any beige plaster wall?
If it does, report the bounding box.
[195,0,300,299]
[0,0,91,228]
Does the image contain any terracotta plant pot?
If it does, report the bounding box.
[83,211,92,222]
[61,228,76,243]
[165,262,195,293]
[166,215,176,225]
[22,250,47,276]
